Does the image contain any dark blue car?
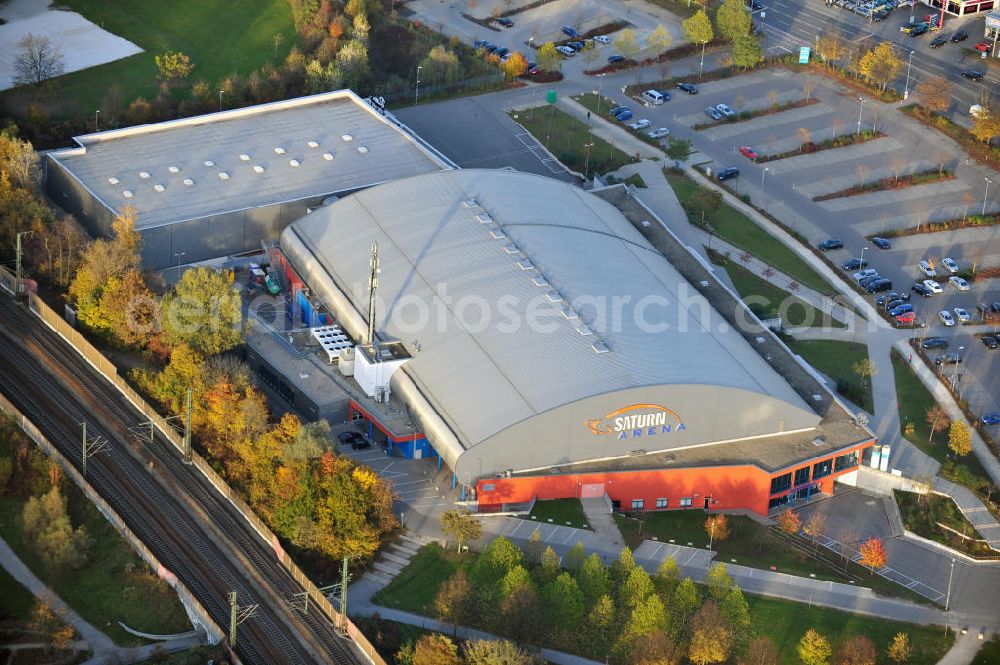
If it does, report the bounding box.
[981,413,1000,426]
[889,303,913,316]
[562,26,579,37]
[872,237,891,249]
[608,54,625,63]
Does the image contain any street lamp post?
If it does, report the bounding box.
[173,251,187,267]
[945,558,955,611]
[984,177,993,216]
[699,40,707,78]
[584,142,594,180]
[860,245,869,266]
[856,97,865,136]
[415,66,423,106]
[95,109,100,133]
[903,50,914,100]
[952,345,965,390]
[218,90,224,112]
[760,166,770,191]
[596,73,607,115]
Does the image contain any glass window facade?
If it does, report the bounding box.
[632,499,644,510]
[679,497,693,507]
[813,458,833,479]
[656,498,668,509]
[770,472,792,495]
[793,466,810,486]
[835,450,859,472]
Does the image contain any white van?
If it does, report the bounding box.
[640,89,666,105]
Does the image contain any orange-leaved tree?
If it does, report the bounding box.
[858,537,887,574]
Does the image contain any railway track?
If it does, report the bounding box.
[0,295,370,665]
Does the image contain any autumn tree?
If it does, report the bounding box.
[99,268,160,348]
[30,598,71,655]
[565,540,585,571]
[463,639,539,665]
[716,0,752,42]
[852,358,876,388]
[536,41,562,72]
[536,545,561,587]
[776,508,801,534]
[816,31,847,65]
[585,594,617,655]
[155,51,195,87]
[683,10,714,74]
[646,25,673,53]
[858,537,887,574]
[618,565,655,611]
[630,631,681,665]
[836,635,877,665]
[971,106,1000,145]
[614,28,642,62]
[666,137,694,169]
[684,186,723,225]
[12,34,65,86]
[421,45,463,83]
[741,636,780,665]
[803,512,827,551]
[335,39,370,90]
[705,514,730,549]
[0,130,42,189]
[689,601,733,665]
[440,509,482,553]
[859,42,902,92]
[500,579,542,643]
[926,405,949,443]
[435,569,473,636]
[706,562,732,600]
[915,76,950,114]
[501,52,528,80]
[887,632,912,664]
[948,420,972,457]
[413,634,461,665]
[620,594,670,656]
[22,485,92,570]
[798,629,833,665]
[612,546,638,585]
[654,556,680,597]
[161,267,244,355]
[803,80,817,102]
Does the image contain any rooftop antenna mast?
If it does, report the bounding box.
[366,241,379,347]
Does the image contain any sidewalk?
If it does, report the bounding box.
[933,477,1000,550]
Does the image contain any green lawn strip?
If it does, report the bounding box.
[813,169,956,202]
[0,0,298,121]
[894,490,998,559]
[0,437,191,645]
[509,105,636,174]
[526,499,591,530]
[756,130,885,164]
[746,593,952,665]
[785,339,873,413]
[691,98,820,131]
[376,543,953,664]
[973,639,1000,665]
[570,92,664,147]
[666,171,834,295]
[0,563,34,621]
[709,251,843,328]
[872,212,1000,238]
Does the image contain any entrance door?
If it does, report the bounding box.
[580,483,605,498]
[703,497,711,510]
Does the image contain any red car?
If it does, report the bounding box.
[895,311,916,325]
[739,146,759,160]
[974,41,992,53]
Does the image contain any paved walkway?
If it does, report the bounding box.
[0,535,202,665]
[933,477,1000,550]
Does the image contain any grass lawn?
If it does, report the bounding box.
[527,498,590,530]
[894,490,998,559]
[665,171,834,295]
[0,0,298,121]
[373,542,466,615]
[747,593,953,665]
[0,564,34,621]
[709,251,843,328]
[973,639,1000,665]
[510,105,635,175]
[786,339,874,413]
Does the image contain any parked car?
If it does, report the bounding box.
[889,303,913,316]
[993,302,1000,313]
[961,70,985,81]
[922,337,949,349]
[951,30,968,42]
[705,106,723,120]
[628,119,652,130]
[981,413,1000,426]
[929,36,947,47]
[949,276,971,291]
[338,431,371,449]
[923,279,943,294]
[647,127,671,139]
[867,278,892,293]
[608,105,629,117]
[716,103,736,117]
[895,311,917,325]
[872,237,891,249]
[556,45,576,57]
[941,257,959,273]
[717,166,740,181]
[566,41,585,51]
[677,82,699,94]
[873,9,890,20]
[853,268,879,282]
[911,283,932,297]
[974,41,991,52]
[935,351,962,365]
[909,24,929,36]
[860,274,883,289]
[615,108,633,121]
[607,54,626,63]
[739,146,759,160]
[494,17,513,27]
[884,299,906,311]
[843,257,868,270]
[473,39,490,49]
[876,291,903,306]
[918,260,938,277]
[818,238,844,251]
[980,335,999,349]
[953,307,971,323]
[594,35,612,44]
[562,26,579,37]
[939,310,956,326]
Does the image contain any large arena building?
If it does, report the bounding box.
[278,168,877,516]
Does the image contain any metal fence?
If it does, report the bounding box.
[25,292,387,665]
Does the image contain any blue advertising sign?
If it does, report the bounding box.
[799,46,811,64]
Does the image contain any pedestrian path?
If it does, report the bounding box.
[933,477,1000,550]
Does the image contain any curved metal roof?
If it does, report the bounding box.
[282,169,819,460]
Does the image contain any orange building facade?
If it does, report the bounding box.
[477,441,874,517]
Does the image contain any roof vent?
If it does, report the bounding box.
[289,159,300,167]
[812,394,824,402]
[122,190,133,198]
[503,243,520,255]
[322,152,334,161]
[546,290,563,303]
[462,198,480,208]
[153,184,165,192]
[168,166,180,173]
[516,260,534,270]
[576,324,593,336]
[357,146,368,154]
[490,229,506,240]
[477,212,493,224]
[108,177,119,185]
[274,147,286,155]
[562,307,578,320]
[812,436,826,446]
[341,134,353,142]
[239,154,250,161]
[253,165,265,173]
[307,141,319,148]
[138,171,150,179]
[218,172,230,180]
[641,220,651,227]
[532,275,549,287]
[203,160,215,167]
[592,340,610,354]
[183,178,194,186]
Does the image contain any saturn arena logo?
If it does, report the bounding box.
[584,404,686,441]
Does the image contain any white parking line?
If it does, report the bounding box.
[561,530,579,545]
[392,479,427,487]
[508,520,526,538]
[683,550,701,565]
